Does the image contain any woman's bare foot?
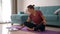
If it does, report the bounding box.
[27,27,34,31]
[17,24,25,30]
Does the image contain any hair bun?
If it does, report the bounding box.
[32,5,35,6]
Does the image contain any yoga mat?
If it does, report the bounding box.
[7,25,60,34]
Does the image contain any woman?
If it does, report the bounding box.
[23,5,46,31]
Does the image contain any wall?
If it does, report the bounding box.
[17,0,23,12]
[23,0,60,12]
[12,0,23,14]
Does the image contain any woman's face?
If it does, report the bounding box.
[27,8,33,13]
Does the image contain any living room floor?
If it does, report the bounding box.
[0,23,60,34]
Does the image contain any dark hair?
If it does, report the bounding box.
[27,5,35,9]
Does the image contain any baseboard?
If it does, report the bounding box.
[46,24,60,28]
[0,22,10,24]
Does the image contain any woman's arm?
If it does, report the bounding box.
[27,17,31,22]
[41,15,46,25]
[38,10,46,25]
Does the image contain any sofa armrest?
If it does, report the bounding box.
[11,14,29,24]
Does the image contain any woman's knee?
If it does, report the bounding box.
[24,22,30,26]
[39,25,45,31]
[24,22,27,25]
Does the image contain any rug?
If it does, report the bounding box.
[7,25,60,34]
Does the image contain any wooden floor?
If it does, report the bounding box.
[0,23,60,34]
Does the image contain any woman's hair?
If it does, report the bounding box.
[27,5,35,9]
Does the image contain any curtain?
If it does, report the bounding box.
[0,0,2,22]
[12,0,17,14]
[0,0,12,22]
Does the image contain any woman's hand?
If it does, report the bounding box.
[27,17,31,22]
[41,15,46,25]
[43,20,46,25]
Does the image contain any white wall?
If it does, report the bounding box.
[17,0,23,12]
[23,0,60,12]
[17,0,60,12]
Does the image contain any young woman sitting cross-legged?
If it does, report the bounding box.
[20,5,46,32]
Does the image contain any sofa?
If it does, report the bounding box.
[39,6,60,26]
[11,6,60,26]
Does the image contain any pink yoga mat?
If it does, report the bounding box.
[7,25,60,34]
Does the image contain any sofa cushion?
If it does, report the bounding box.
[46,6,59,15]
[40,7,48,15]
[45,15,57,21]
[39,6,60,15]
